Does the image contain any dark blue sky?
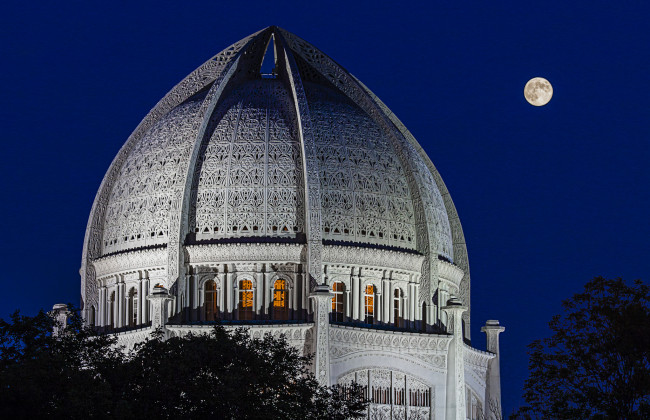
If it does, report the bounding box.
[1,1,648,415]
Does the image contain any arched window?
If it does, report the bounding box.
[394,288,403,328]
[109,291,115,329]
[127,288,138,327]
[89,306,96,327]
[204,280,218,321]
[364,284,375,324]
[272,279,289,320]
[331,282,345,322]
[238,279,254,320]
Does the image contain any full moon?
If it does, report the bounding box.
[524,77,553,106]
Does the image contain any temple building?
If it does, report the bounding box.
[75,27,505,420]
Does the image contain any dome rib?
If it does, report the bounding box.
[275,27,454,313]
[274,31,324,287]
[166,28,274,297]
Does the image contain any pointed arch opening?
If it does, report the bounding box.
[204,280,218,321]
[238,279,254,320]
[364,284,375,325]
[272,279,289,320]
[127,287,138,327]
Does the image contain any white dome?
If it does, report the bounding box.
[81,27,470,332]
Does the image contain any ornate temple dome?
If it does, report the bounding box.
[75,28,507,420]
[81,26,471,338]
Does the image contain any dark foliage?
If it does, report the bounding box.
[512,277,650,420]
[0,308,366,419]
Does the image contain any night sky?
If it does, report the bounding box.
[1,1,648,415]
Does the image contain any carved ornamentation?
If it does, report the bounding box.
[186,243,303,264]
[323,245,424,273]
[93,247,166,278]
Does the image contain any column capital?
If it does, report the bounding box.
[147,285,173,329]
[481,319,505,354]
[51,304,69,337]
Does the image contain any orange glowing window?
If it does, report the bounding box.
[272,279,289,320]
[239,279,254,320]
[364,284,375,324]
[331,282,345,322]
[273,279,287,308]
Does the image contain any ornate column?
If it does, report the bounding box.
[191,274,199,321]
[51,304,69,337]
[98,287,106,327]
[481,320,505,420]
[310,284,333,386]
[141,277,149,324]
[442,296,467,420]
[352,269,360,321]
[383,278,391,324]
[375,291,382,323]
[117,281,125,328]
[147,285,173,331]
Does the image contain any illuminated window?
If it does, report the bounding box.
[128,288,138,327]
[394,288,403,328]
[364,285,375,324]
[238,279,254,320]
[272,279,289,320]
[331,282,345,322]
[204,280,218,321]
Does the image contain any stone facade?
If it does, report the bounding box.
[76,27,504,420]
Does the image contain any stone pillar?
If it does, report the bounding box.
[137,278,143,325]
[352,270,360,321]
[141,278,150,324]
[481,320,505,420]
[383,278,391,324]
[191,275,199,321]
[375,291,382,323]
[442,296,467,420]
[98,287,106,327]
[310,284,333,386]
[147,285,173,331]
[51,304,69,337]
[116,282,125,328]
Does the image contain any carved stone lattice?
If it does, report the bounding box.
[102,97,204,254]
[190,79,304,239]
[306,83,417,250]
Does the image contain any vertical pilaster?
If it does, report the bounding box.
[383,278,391,324]
[352,270,360,321]
[141,277,149,324]
[226,272,234,319]
[137,278,143,324]
[191,275,199,321]
[442,296,467,420]
[481,320,505,420]
[310,285,333,385]
[98,287,106,326]
[117,281,125,328]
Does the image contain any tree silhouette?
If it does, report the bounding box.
[512,277,650,419]
[0,308,365,419]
